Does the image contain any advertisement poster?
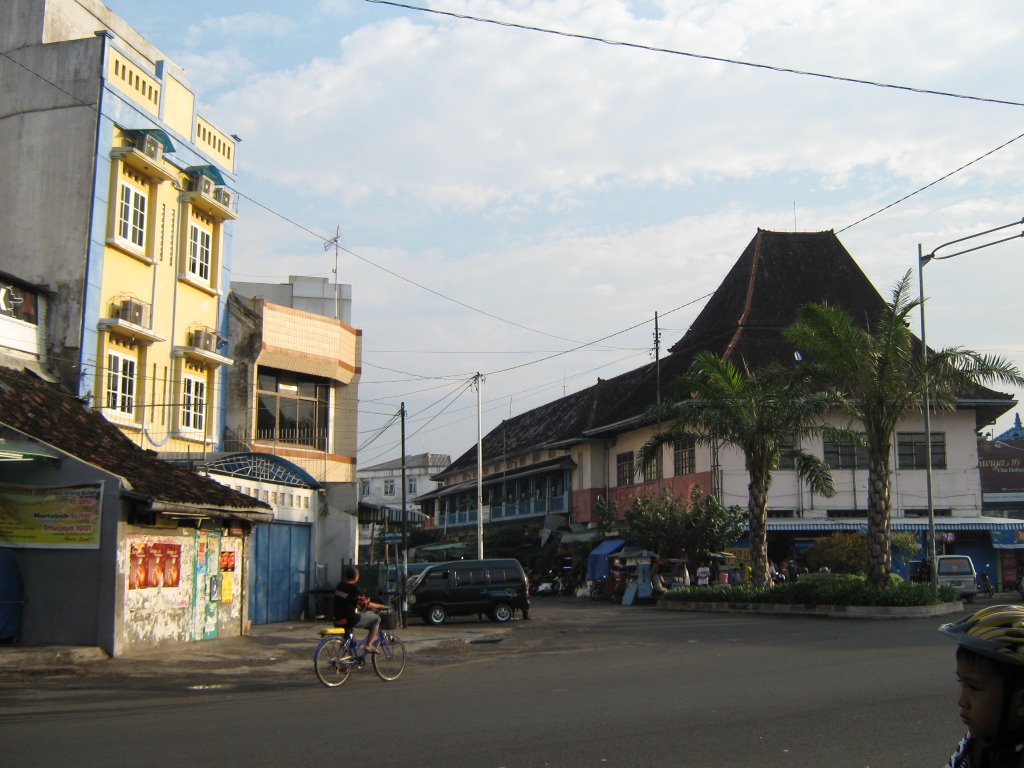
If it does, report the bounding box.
[0,483,102,549]
[128,541,182,589]
[219,549,236,602]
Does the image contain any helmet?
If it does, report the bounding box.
[939,604,1024,667]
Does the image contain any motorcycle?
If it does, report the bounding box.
[979,569,995,599]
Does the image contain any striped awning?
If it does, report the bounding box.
[765,517,1024,532]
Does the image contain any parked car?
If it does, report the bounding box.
[936,555,978,601]
[406,558,530,625]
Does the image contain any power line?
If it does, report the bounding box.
[365,0,1024,109]
[238,192,590,345]
[838,129,1024,233]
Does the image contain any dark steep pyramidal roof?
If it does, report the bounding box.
[668,229,885,364]
[0,366,271,517]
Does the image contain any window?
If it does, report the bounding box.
[117,180,147,250]
[384,479,396,496]
[106,351,136,415]
[181,374,206,432]
[897,432,946,470]
[255,367,331,449]
[674,438,696,475]
[642,452,660,482]
[824,437,869,470]
[777,436,796,470]
[360,480,370,497]
[616,451,636,486]
[407,477,417,495]
[188,222,212,283]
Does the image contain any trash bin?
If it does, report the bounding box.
[718,571,729,585]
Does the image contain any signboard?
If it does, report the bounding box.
[0,483,102,549]
[979,442,1024,494]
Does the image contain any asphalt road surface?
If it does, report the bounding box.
[0,599,966,767]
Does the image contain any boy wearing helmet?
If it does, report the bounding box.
[939,604,1024,767]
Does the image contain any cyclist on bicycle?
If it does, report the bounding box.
[939,604,1024,766]
[334,565,389,652]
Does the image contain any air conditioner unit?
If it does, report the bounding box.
[188,174,215,196]
[213,187,233,208]
[118,299,145,325]
[132,134,163,162]
[191,329,217,351]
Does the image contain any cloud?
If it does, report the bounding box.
[174,0,1024,456]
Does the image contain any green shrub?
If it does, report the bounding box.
[662,575,959,607]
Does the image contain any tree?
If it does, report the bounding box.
[681,485,745,563]
[640,351,838,587]
[591,496,619,536]
[623,493,688,558]
[786,271,1024,587]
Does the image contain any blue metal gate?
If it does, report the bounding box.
[250,522,311,624]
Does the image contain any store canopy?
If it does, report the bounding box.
[765,517,1024,533]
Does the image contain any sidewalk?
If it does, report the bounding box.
[0,617,514,678]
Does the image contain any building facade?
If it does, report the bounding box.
[1,0,239,453]
[224,278,362,587]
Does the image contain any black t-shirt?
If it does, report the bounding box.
[334,580,367,627]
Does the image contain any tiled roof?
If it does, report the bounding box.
[441,229,1014,475]
[0,366,271,518]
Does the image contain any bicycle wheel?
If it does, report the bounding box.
[314,636,353,687]
[372,633,406,681]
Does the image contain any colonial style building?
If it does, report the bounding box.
[1,0,239,453]
[423,230,1020,579]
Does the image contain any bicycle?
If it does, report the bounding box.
[313,624,407,687]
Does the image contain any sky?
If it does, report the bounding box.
[102,0,1024,466]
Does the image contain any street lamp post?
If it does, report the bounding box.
[918,218,1024,586]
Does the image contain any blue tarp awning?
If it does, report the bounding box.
[587,537,625,582]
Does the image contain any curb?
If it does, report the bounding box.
[657,599,965,619]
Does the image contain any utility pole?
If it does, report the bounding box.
[475,373,485,559]
[655,312,663,492]
[400,402,408,628]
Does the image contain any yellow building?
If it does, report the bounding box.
[1,0,239,452]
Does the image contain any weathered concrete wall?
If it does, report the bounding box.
[119,531,198,649]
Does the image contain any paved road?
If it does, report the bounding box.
[0,599,969,767]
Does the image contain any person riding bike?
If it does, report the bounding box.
[939,604,1024,766]
[334,565,389,652]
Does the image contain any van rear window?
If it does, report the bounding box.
[938,558,973,575]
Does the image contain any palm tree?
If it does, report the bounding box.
[640,351,838,588]
[786,270,1024,587]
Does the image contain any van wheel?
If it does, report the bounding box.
[490,603,513,623]
[426,605,448,625]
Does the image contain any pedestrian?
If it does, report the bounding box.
[696,561,711,587]
[939,604,1024,766]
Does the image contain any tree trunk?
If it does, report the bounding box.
[748,472,771,588]
[865,454,892,587]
